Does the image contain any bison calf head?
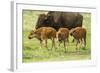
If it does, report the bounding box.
[28,30,37,39]
[56,33,63,42]
[70,28,75,36]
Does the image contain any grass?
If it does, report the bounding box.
[22,10,91,63]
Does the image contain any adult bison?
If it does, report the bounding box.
[35,11,83,31]
[35,14,48,29]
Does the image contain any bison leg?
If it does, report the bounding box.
[84,38,86,48]
[72,39,75,43]
[55,39,60,49]
[64,40,67,53]
[51,38,54,50]
[59,41,61,47]
[45,39,48,49]
[66,39,69,51]
[76,39,80,52]
[56,36,60,48]
[40,40,43,49]
[80,39,84,49]
[52,38,57,50]
[82,38,86,50]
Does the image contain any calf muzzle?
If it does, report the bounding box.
[28,36,32,39]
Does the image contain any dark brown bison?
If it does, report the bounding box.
[35,14,48,29]
[28,27,57,50]
[56,28,69,52]
[36,11,83,31]
[70,27,86,51]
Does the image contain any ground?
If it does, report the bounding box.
[22,10,91,63]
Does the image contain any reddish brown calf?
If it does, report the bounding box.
[70,27,86,51]
[28,27,57,50]
[56,28,69,52]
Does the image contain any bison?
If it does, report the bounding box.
[28,27,57,50]
[35,14,48,29]
[56,28,69,52]
[70,27,86,51]
[36,11,83,31]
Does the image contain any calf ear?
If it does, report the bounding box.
[32,29,37,34]
[33,24,36,30]
[72,30,76,33]
[70,28,76,33]
[32,27,36,32]
[70,29,76,36]
[33,30,37,34]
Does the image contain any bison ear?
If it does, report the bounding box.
[32,29,36,32]
[32,29,37,34]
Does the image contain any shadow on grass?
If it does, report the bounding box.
[23,46,32,50]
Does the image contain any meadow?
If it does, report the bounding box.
[22,10,91,63]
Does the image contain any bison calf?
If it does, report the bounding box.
[56,28,69,52]
[70,27,86,51]
[28,27,57,50]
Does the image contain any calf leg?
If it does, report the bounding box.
[45,39,48,49]
[76,39,80,52]
[64,40,67,53]
[66,39,69,51]
[51,38,55,50]
[56,36,60,48]
[72,39,74,42]
[58,41,62,47]
[40,40,43,49]
[82,38,86,50]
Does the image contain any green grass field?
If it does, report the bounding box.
[22,10,91,63]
